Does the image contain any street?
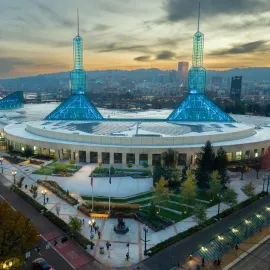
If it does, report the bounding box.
[0,174,101,270]
[231,238,270,270]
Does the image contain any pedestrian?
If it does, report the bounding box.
[94,226,97,234]
[46,197,49,203]
[106,241,110,250]
[96,225,99,232]
[98,230,101,239]
[25,184,28,189]
[82,218,85,225]
[126,252,129,261]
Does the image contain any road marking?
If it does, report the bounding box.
[40,235,75,270]
[0,194,16,211]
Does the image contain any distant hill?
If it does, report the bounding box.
[0,67,269,91]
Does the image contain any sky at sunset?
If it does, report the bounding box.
[0,0,270,78]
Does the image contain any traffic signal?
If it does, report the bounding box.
[61,236,68,244]
[54,240,58,246]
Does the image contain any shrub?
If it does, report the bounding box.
[69,159,75,165]
[78,202,140,215]
[142,162,149,168]
[127,163,133,168]
[17,176,25,188]
[110,166,115,174]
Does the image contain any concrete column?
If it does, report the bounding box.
[98,152,102,164]
[46,148,50,156]
[122,153,127,165]
[135,153,140,166]
[110,152,114,165]
[148,154,152,166]
[59,149,63,160]
[74,151,79,162]
[86,152,90,163]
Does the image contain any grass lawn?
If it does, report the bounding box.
[32,167,54,175]
[50,162,81,170]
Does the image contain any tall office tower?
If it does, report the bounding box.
[230,76,242,102]
[178,62,189,83]
[70,9,86,95]
[212,76,222,87]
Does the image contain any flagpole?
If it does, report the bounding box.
[109,166,111,214]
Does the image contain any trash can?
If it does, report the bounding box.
[99,246,104,254]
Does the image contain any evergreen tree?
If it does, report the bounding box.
[162,149,178,168]
[222,188,238,207]
[68,216,83,232]
[153,165,166,184]
[214,147,228,185]
[195,141,215,189]
[24,145,34,158]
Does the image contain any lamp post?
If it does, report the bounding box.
[12,170,16,185]
[41,190,46,205]
[88,218,95,233]
[0,157,3,173]
[141,226,149,256]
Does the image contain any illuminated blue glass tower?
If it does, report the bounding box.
[71,9,86,95]
[45,9,103,121]
[168,3,234,122]
[0,91,24,110]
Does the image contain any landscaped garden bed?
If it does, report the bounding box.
[4,155,26,164]
[78,201,140,218]
[37,180,78,205]
[91,166,152,178]
[33,162,81,176]
[135,210,173,231]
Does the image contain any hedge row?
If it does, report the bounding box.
[148,192,267,255]
[13,187,91,249]
[37,180,78,205]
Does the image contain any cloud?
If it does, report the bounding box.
[92,24,112,32]
[36,2,74,28]
[163,0,268,22]
[156,50,176,60]
[134,55,152,62]
[209,40,270,55]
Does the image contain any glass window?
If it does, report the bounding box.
[254,149,258,158]
[226,152,233,162]
[152,154,161,166]
[114,153,122,164]
[90,152,98,163]
[126,153,135,164]
[102,152,110,164]
[235,151,242,161]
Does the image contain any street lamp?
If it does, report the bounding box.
[41,190,46,205]
[12,170,16,185]
[141,226,149,256]
[0,157,3,173]
[88,218,95,232]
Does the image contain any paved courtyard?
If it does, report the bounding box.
[0,158,267,268]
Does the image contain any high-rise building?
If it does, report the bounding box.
[230,76,242,102]
[158,74,164,84]
[178,62,189,83]
[169,70,177,83]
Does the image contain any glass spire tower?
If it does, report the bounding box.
[168,3,235,122]
[71,9,86,95]
[45,9,103,121]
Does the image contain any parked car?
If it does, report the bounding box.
[32,258,54,270]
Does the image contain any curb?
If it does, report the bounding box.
[223,233,270,270]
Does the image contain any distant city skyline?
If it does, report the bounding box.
[1,0,270,78]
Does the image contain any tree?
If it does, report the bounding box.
[196,141,215,188]
[208,171,222,202]
[214,147,228,184]
[181,165,188,182]
[24,145,34,158]
[193,204,207,225]
[239,165,249,180]
[68,216,83,232]
[151,176,172,212]
[179,170,198,211]
[30,185,38,199]
[69,159,75,165]
[162,149,178,168]
[153,165,165,184]
[222,188,238,207]
[0,201,40,265]
[242,181,256,198]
